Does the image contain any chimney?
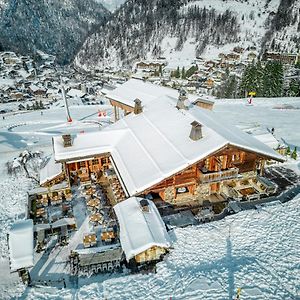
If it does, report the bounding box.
[176,88,188,110]
[62,134,72,147]
[134,98,143,114]
[189,121,203,141]
[140,199,150,213]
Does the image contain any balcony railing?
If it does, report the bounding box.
[199,168,239,184]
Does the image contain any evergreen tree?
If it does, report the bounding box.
[185,65,198,78]
[286,145,291,156]
[291,147,297,160]
[271,61,284,97]
[175,66,180,78]
[181,67,186,79]
[239,63,257,96]
[159,65,163,76]
[288,79,300,96]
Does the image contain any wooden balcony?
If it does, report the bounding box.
[199,168,239,184]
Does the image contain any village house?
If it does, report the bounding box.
[262,51,299,65]
[135,61,166,73]
[105,78,214,121]
[114,197,171,266]
[52,92,283,208]
[233,46,244,54]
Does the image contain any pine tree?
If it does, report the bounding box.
[181,67,186,79]
[185,65,198,78]
[291,147,297,160]
[286,145,291,156]
[159,65,162,76]
[39,100,44,109]
[175,66,180,78]
[239,63,257,96]
[288,79,300,96]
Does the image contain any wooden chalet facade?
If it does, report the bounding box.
[66,154,111,184]
[140,145,269,203]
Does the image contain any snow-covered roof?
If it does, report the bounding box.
[252,132,280,150]
[40,155,63,185]
[29,84,46,92]
[67,88,85,98]
[114,197,171,261]
[53,97,284,196]
[105,78,213,107]
[8,219,34,272]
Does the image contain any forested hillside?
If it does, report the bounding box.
[0,0,110,64]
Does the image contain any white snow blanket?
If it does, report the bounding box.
[8,219,34,272]
[114,197,171,261]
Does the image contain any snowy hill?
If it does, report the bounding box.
[75,0,295,70]
[263,0,300,53]
[97,0,125,12]
[0,0,110,64]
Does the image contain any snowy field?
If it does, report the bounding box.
[0,98,299,299]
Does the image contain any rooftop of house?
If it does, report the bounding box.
[106,78,214,108]
[40,155,63,185]
[8,219,34,272]
[53,96,284,196]
[113,197,171,261]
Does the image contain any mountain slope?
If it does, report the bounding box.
[262,0,300,53]
[0,0,110,64]
[97,0,126,12]
[75,0,282,70]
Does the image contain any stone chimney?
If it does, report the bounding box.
[176,88,188,110]
[189,121,203,141]
[140,199,150,213]
[134,98,143,115]
[62,134,72,147]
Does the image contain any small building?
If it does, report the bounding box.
[106,78,214,121]
[262,51,299,65]
[205,78,215,89]
[8,219,34,272]
[114,197,171,265]
[233,46,244,54]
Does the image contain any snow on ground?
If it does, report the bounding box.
[8,195,300,300]
[0,97,299,299]
[0,104,112,153]
[214,97,300,148]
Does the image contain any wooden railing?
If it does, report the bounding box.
[199,168,239,184]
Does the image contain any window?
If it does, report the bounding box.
[101,157,109,165]
[92,159,99,165]
[79,161,86,168]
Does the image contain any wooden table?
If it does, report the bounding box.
[89,212,103,224]
[101,230,115,242]
[87,198,100,208]
[83,233,97,248]
[36,207,46,218]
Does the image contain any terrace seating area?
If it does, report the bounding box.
[105,169,126,205]
[78,181,118,249]
[222,176,278,201]
[33,190,74,224]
